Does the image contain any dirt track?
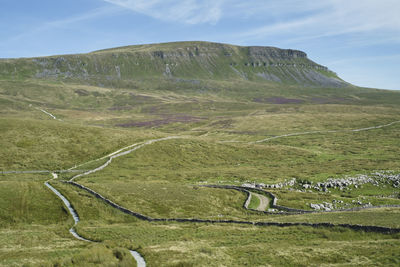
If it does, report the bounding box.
[251,192,269,211]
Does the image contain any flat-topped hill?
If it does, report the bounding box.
[0,41,346,87]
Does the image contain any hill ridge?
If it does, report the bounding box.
[0,41,347,87]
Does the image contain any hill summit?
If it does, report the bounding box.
[0,41,346,87]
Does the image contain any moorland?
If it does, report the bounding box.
[1,41,400,266]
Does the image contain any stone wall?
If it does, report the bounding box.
[201,184,400,214]
[64,181,400,234]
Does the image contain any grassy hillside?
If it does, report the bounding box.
[1,41,399,266]
[0,41,345,87]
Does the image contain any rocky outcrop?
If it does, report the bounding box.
[306,171,400,192]
[245,171,400,192]
[248,46,307,60]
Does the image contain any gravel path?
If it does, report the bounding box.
[7,107,393,264]
[251,192,269,211]
[45,173,146,266]
[70,136,180,181]
[44,177,91,242]
[252,120,400,143]
[63,137,183,264]
[8,122,398,264]
[0,169,83,174]
[244,191,269,211]
[67,142,142,171]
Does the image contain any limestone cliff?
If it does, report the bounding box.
[0,41,347,87]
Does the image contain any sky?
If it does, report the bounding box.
[1,0,399,90]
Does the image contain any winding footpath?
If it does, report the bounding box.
[251,192,269,211]
[220,119,400,144]
[252,120,400,144]
[60,136,400,234]
[59,136,183,266]
[0,169,83,175]
[45,173,146,266]
[204,184,400,215]
[70,136,180,181]
[4,118,400,264]
[67,142,142,171]
[62,137,184,266]
[45,173,91,242]
[244,190,269,211]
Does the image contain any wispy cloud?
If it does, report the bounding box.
[235,0,400,43]
[4,6,118,44]
[103,0,225,24]
[228,1,329,19]
[103,0,400,45]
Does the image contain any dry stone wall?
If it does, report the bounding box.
[65,181,400,234]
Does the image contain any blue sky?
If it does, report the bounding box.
[1,0,399,90]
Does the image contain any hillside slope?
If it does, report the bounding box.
[1,42,400,266]
[0,41,346,87]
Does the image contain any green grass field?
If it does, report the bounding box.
[1,42,400,266]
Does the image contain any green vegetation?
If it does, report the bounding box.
[271,188,400,211]
[0,174,136,266]
[1,41,400,266]
[0,118,161,171]
[0,41,343,87]
[86,224,400,266]
[48,182,400,266]
[247,194,260,210]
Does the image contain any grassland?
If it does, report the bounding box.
[247,194,261,210]
[41,181,400,266]
[1,42,400,266]
[0,174,136,266]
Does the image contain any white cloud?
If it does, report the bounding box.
[329,0,400,30]
[229,0,329,18]
[103,0,400,43]
[234,0,400,40]
[103,0,224,24]
[5,6,118,44]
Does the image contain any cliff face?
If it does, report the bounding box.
[248,46,307,59]
[0,41,347,87]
